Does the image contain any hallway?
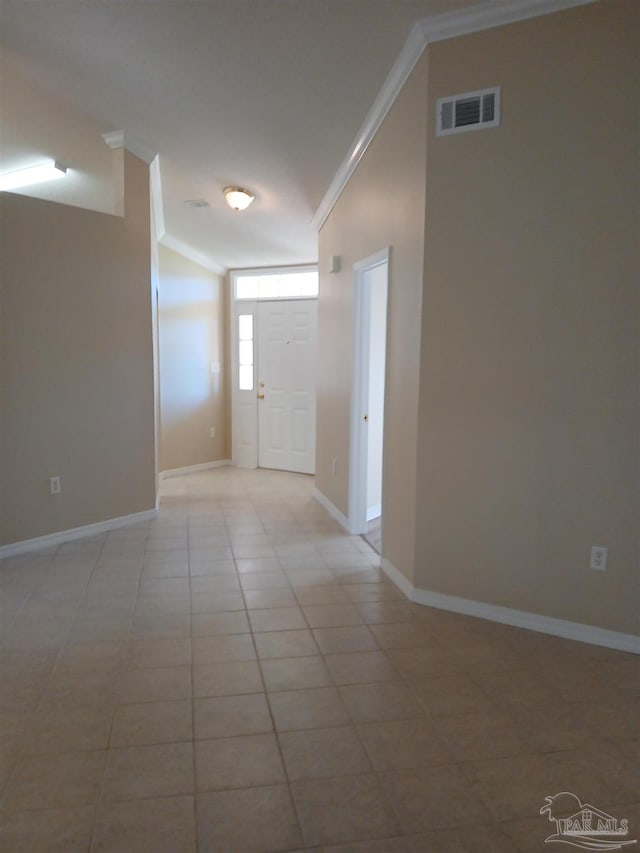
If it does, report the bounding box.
[1,467,637,851]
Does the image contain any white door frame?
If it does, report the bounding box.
[348,248,390,535]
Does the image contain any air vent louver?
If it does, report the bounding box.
[437,87,500,136]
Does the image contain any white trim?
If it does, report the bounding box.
[159,459,231,479]
[416,0,596,44]
[105,134,228,277]
[379,558,640,654]
[311,20,427,231]
[312,488,350,533]
[160,234,227,277]
[230,264,318,278]
[411,587,640,655]
[0,509,158,559]
[150,155,165,239]
[102,130,157,165]
[351,248,390,275]
[311,0,597,230]
[380,557,414,600]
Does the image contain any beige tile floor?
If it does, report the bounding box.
[0,466,638,852]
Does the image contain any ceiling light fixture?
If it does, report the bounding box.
[224,186,255,211]
[0,161,67,192]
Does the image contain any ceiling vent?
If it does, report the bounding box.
[184,198,210,208]
[436,86,500,137]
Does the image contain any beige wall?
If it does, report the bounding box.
[415,0,639,633]
[0,151,156,545]
[1,48,115,215]
[158,245,228,472]
[317,53,429,584]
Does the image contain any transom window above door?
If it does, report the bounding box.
[233,267,318,301]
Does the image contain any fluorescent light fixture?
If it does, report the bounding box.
[224,186,255,211]
[0,161,67,192]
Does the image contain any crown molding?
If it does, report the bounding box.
[102,130,157,165]
[311,0,597,231]
[418,0,596,44]
[160,233,228,277]
[102,132,227,276]
[311,20,427,232]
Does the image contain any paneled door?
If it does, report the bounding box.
[257,300,317,474]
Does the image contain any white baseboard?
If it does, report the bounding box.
[412,587,640,655]
[0,508,159,559]
[312,487,350,532]
[380,557,414,599]
[160,459,231,479]
[379,557,640,655]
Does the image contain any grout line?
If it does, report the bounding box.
[2,470,635,850]
[244,551,307,847]
[88,520,151,851]
[186,496,200,853]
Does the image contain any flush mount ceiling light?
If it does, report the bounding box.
[224,186,255,211]
[0,161,67,192]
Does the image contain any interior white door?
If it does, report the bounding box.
[257,300,317,474]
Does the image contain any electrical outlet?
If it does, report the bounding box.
[50,476,61,495]
[331,458,337,476]
[209,427,216,439]
[590,546,607,571]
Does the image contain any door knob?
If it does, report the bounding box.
[257,393,265,400]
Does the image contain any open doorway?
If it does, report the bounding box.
[348,249,389,552]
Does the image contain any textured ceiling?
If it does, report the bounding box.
[1,0,484,272]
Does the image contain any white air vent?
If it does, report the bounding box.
[184,198,210,208]
[436,87,500,137]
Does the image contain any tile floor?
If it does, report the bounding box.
[0,466,638,852]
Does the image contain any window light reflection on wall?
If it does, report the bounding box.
[0,161,67,192]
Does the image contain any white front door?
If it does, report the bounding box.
[257,300,317,474]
